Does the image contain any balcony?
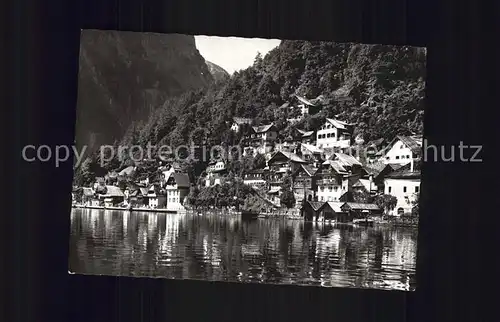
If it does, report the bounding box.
[317,178,339,186]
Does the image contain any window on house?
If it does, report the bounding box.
[334,186,338,191]
[396,156,400,159]
[403,186,407,193]
[388,187,392,193]
[321,197,324,201]
[407,155,410,159]
[386,156,390,160]
[415,186,419,193]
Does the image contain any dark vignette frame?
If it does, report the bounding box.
[5,0,491,321]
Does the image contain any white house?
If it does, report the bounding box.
[244,123,278,155]
[230,117,252,132]
[294,95,322,117]
[379,135,422,165]
[383,162,420,216]
[243,170,267,189]
[147,185,166,208]
[315,118,354,149]
[204,160,226,187]
[165,173,191,211]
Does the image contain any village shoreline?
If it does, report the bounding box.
[71,204,417,228]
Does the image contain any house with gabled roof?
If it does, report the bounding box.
[317,201,349,222]
[364,138,386,163]
[98,185,125,207]
[383,161,421,216]
[299,142,324,163]
[294,94,323,117]
[316,118,355,150]
[123,184,148,207]
[243,123,278,155]
[266,151,307,190]
[377,135,422,165]
[296,128,315,144]
[340,202,382,218]
[165,173,191,211]
[146,184,166,208]
[230,117,252,132]
[300,201,325,221]
[292,164,319,206]
[243,169,268,190]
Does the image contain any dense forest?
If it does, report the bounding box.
[73,40,426,187]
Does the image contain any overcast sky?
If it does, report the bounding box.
[194,35,281,75]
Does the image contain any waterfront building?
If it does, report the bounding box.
[98,185,125,207]
[292,164,319,206]
[383,161,420,216]
[315,118,354,149]
[147,185,166,208]
[165,173,191,211]
[317,201,348,222]
[123,186,148,207]
[82,187,99,206]
[340,202,382,218]
[300,201,325,221]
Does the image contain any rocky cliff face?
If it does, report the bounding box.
[205,61,230,82]
[75,30,214,151]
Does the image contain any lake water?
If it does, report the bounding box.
[69,208,418,291]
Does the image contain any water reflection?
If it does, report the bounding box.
[69,209,418,291]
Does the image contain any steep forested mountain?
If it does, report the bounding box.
[75,30,214,152]
[121,40,425,148]
[74,40,426,186]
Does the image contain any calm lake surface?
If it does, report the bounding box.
[69,208,418,291]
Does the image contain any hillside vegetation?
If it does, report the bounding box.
[74,40,426,186]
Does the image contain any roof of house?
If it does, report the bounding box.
[325,153,362,167]
[295,95,317,106]
[119,166,135,176]
[168,173,190,188]
[325,118,353,130]
[268,187,281,194]
[377,135,422,156]
[101,185,124,198]
[366,138,385,147]
[297,129,315,137]
[363,161,387,176]
[301,143,323,154]
[322,159,348,174]
[298,164,319,176]
[320,201,345,212]
[352,180,365,188]
[233,117,252,125]
[82,187,94,196]
[106,171,119,178]
[269,151,307,164]
[310,201,325,211]
[342,202,380,211]
[139,188,149,196]
[385,162,421,179]
[253,124,276,133]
